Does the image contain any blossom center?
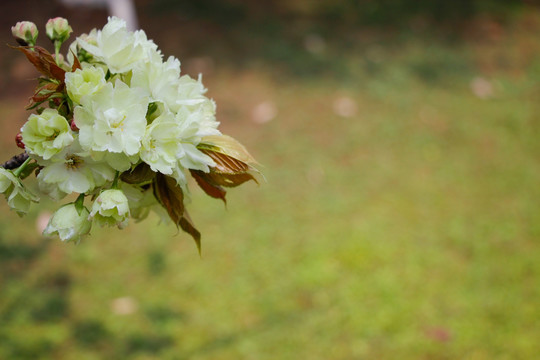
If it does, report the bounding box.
[46,130,60,141]
[104,108,126,132]
[65,155,83,170]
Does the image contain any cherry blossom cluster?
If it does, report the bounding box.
[1,17,258,250]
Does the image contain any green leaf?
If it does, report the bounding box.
[74,193,86,216]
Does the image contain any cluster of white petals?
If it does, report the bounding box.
[6,16,225,242]
[3,15,257,249]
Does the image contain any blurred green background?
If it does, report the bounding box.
[1,0,540,358]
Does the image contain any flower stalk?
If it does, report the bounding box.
[13,157,31,178]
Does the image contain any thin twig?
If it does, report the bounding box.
[1,153,29,170]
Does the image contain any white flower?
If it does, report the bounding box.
[89,189,130,228]
[174,107,215,172]
[121,183,157,222]
[0,168,39,216]
[21,109,74,160]
[131,55,180,112]
[78,16,157,74]
[170,165,190,199]
[140,111,181,174]
[74,80,149,156]
[38,178,68,201]
[173,74,208,111]
[67,28,98,65]
[36,140,115,194]
[43,203,91,242]
[65,66,106,105]
[89,151,139,172]
[196,98,221,137]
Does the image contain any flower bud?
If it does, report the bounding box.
[43,203,92,242]
[15,132,25,149]
[89,189,130,229]
[11,21,38,46]
[0,168,39,216]
[45,17,72,44]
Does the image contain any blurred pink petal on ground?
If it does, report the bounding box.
[111,296,138,315]
[252,101,277,124]
[470,77,494,99]
[333,96,357,118]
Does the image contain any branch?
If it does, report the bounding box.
[1,153,29,170]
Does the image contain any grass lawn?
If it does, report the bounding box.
[0,9,539,360]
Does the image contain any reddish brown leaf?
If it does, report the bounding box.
[199,135,257,164]
[153,173,201,252]
[70,50,82,72]
[210,172,258,187]
[30,83,58,102]
[197,170,257,188]
[25,81,65,109]
[34,46,66,81]
[190,169,227,203]
[12,46,66,81]
[201,149,250,174]
[153,173,184,224]
[121,162,155,184]
[179,211,201,255]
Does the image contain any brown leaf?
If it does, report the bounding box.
[12,45,66,81]
[201,149,250,174]
[29,82,60,104]
[121,162,155,184]
[210,172,258,187]
[179,211,201,255]
[190,169,227,203]
[195,170,257,188]
[199,135,257,164]
[153,173,201,252]
[70,50,82,72]
[153,173,184,224]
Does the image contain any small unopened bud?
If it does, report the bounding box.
[11,21,39,46]
[45,17,72,44]
[70,120,79,132]
[51,97,62,107]
[15,132,25,149]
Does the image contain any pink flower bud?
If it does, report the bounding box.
[45,17,72,44]
[11,21,38,46]
[15,132,25,149]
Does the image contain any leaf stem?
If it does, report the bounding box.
[13,157,31,177]
[112,171,120,189]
